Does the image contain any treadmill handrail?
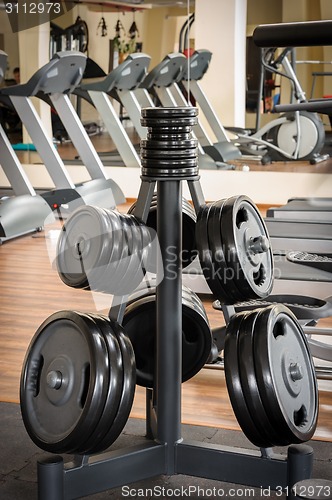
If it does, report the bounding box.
[0,51,86,97]
[140,52,186,90]
[81,53,151,93]
[182,49,212,81]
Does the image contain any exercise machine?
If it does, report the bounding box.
[180,48,327,164]
[74,53,151,168]
[139,51,241,166]
[0,51,125,215]
[267,198,332,221]
[0,50,54,242]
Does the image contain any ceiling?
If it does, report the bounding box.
[76,0,194,9]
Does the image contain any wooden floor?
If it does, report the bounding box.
[0,196,332,444]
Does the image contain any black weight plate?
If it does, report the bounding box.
[141,167,198,178]
[97,209,128,294]
[77,314,124,454]
[137,222,152,280]
[129,197,196,273]
[220,196,274,300]
[122,215,148,295]
[224,311,270,448]
[237,309,290,447]
[141,148,198,159]
[196,204,229,299]
[143,133,193,142]
[83,207,121,292]
[56,206,113,290]
[116,214,143,295]
[141,106,198,119]
[145,128,194,140]
[113,214,139,296]
[126,283,207,323]
[20,311,109,454]
[89,320,136,454]
[253,304,318,444]
[141,138,197,149]
[122,294,212,388]
[126,216,151,294]
[208,200,244,303]
[152,204,196,271]
[141,157,198,167]
[181,296,213,381]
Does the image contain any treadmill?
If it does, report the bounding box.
[74,53,152,169]
[0,50,54,243]
[0,51,125,215]
[137,52,241,168]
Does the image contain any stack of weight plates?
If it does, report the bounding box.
[56,205,151,295]
[20,311,136,455]
[140,107,199,179]
[196,195,274,304]
[224,304,318,448]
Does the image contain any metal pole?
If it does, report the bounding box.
[156,180,183,473]
[287,444,314,500]
[37,456,64,500]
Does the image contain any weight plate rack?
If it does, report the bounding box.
[20,106,316,500]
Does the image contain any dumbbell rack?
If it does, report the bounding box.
[37,108,314,500]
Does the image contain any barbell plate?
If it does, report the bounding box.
[253,304,318,444]
[141,138,197,150]
[76,314,124,455]
[122,294,212,388]
[126,283,207,322]
[89,320,136,454]
[141,148,198,159]
[20,311,109,454]
[102,214,128,295]
[196,204,230,300]
[141,106,198,119]
[208,200,246,303]
[92,208,126,294]
[141,167,198,178]
[116,215,150,296]
[220,196,274,300]
[128,196,196,273]
[224,311,273,448]
[237,309,290,447]
[56,206,112,289]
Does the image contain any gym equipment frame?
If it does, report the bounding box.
[37,107,314,500]
[0,50,54,242]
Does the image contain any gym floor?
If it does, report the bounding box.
[1,130,332,497]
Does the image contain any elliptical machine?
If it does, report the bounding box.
[181,48,327,164]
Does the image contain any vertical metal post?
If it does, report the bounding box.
[156,180,183,473]
[37,456,64,500]
[287,445,314,500]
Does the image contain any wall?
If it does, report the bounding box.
[49,4,189,74]
[1,163,330,207]
[0,11,19,78]
[195,0,247,130]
